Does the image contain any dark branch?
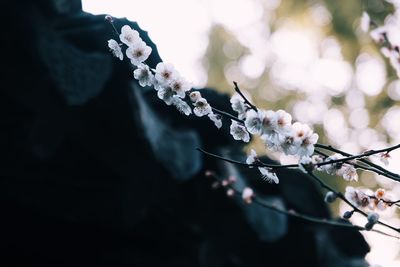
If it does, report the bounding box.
[233,81,258,112]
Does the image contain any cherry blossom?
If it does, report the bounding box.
[193,98,212,117]
[242,187,254,204]
[119,25,141,47]
[133,64,153,87]
[230,120,250,142]
[126,41,152,66]
[107,39,123,60]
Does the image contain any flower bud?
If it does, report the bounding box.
[226,189,235,197]
[189,91,201,102]
[242,187,254,204]
[324,191,337,203]
[365,221,374,231]
[367,212,379,224]
[221,179,229,187]
[343,210,353,219]
[105,15,114,22]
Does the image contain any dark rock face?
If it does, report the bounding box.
[0,1,369,266]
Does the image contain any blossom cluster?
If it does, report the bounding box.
[108,24,222,128]
[231,93,319,157]
[361,11,400,77]
[298,154,359,182]
[345,186,394,211]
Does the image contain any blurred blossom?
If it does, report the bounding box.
[381,107,400,140]
[224,62,245,85]
[271,63,311,91]
[320,37,342,59]
[358,128,380,149]
[292,97,328,124]
[239,54,266,79]
[381,10,400,47]
[311,58,352,95]
[356,54,386,96]
[323,108,348,144]
[349,108,369,129]
[387,80,400,101]
[309,4,332,26]
[345,90,365,109]
[270,27,319,66]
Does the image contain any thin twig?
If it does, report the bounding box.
[315,144,400,182]
[209,172,399,239]
[197,148,298,169]
[314,149,398,182]
[211,107,244,123]
[233,81,258,111]
[307,171,400,233]
[198,148,400,234]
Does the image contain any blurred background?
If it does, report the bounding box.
[83,0,400,265]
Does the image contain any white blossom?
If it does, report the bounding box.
[193,98,212,117]
[258,167,279,184]
[275,110,292,134]
[292,122,318,158]
[261,133,279,151]
[119,25,141,47]
[337,164,358,182]
[151,76,164,91]
[230,93,247,119]
[246,149,258,166]
[126,41,152,66]
[244,109,264,135]
[189,91,201,102]
[107,39,123,60]
[230,120,250,142]
[157,86,175,105]
[170,76,191,98]
[361,12,371,32]
[171,96,192,116]
[155,62,178,86]
[261,110,278,136]
[278,128,298,155]
[344,186,370,208]
[242,187,254,204]
[133,64,153,87]
[208,113,222,128]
